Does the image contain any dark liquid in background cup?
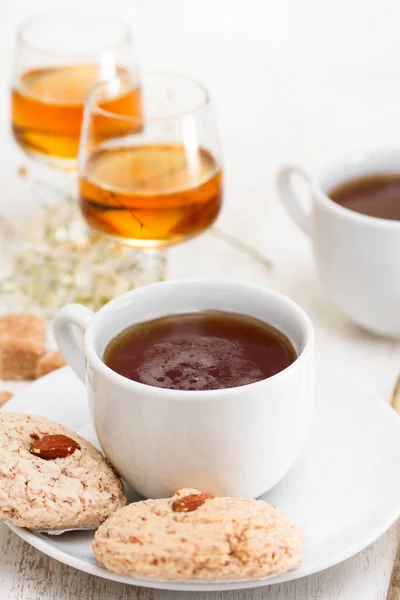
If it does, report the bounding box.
[104,311,296,391]
[329,174,400,221]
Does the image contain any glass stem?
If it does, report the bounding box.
[210,227,273,272]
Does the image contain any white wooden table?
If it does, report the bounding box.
[1,0,400,598]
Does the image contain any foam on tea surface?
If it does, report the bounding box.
[104,311,296,391]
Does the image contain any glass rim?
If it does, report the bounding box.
[17,9,132,56]
[86,71,211,122]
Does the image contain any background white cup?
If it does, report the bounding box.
[54,279,314,499]
[277,149,400,337]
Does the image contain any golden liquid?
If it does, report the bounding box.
[11,65,142,165]
[79,144,223,248]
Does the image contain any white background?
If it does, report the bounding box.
[0,0,399,598]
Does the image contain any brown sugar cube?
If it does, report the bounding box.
[0,314,46,380]
[35,350,66,379]
[0,391,13,408]
[0,314,45,345]
[0,336,45,380]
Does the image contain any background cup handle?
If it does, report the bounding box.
[54,304,94,383]
[277,164,313,236]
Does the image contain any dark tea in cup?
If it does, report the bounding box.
[104,311,296,391]
[329,174,400,221]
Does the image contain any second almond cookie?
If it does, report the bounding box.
[93,487,305,581]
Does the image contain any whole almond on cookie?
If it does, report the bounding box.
[29,434,81,460]
[172,492,214,512]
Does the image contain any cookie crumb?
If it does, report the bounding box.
[0,392,13,408]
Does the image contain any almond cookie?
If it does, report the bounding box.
[93,488,305,581]
[0,413,126,531]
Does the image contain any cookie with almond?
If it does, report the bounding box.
[93,487,305,581]
[0,413,126,531]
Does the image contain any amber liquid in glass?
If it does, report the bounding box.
[11,65,142,163]
[79,144,223,248]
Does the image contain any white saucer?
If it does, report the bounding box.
[3,366,400,592]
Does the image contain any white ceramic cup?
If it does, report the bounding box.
[277,149,400,337]
[54,280,314,499]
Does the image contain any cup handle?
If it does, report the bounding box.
[54,304,94,383]
[276,164,313,236]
